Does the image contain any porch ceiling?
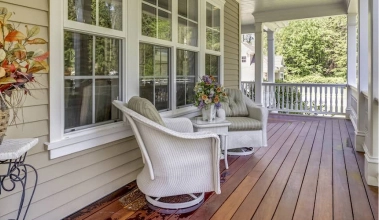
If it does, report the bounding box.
[240,0,356,33]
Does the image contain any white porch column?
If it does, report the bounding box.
[267,30,275,82]
[346,14,357,119]
[365,0,379,186]
[254,23,264,106]
[355,0,369,152]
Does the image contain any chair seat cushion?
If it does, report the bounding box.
[127,96,166,126]
[226,117,262,131]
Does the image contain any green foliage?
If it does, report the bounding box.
[276,16,347,81]
[283,74,346,84]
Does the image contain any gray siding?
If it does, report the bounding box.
[224,0,240,89]
[0,1,143,219]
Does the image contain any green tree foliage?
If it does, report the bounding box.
[276,16,347,82]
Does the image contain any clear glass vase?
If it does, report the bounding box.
[202,104,216,122]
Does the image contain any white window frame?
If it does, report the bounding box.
[47,0,130,159]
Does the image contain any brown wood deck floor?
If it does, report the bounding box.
[65,116,378,220]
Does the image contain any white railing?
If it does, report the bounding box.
[241,81,348,115]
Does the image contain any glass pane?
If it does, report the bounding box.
[178,17,187,45]
[158,0,171,11]
[212,30,220,51]
[95,79,120,123]
[177,50,197,107]
[188,0,198,21]
[188,21,198,46]
[158,10,171,40]
[142,3,157,38]
[64,79,93,130]
[206,2,220,51]
[205,54,220,81]
[139,43,170,111]
[98,0,123,30]
[143,0,156,5]
[68,0,96,25]
[64,31,93,76]
[178,0,187,17]
[95,37,120,76]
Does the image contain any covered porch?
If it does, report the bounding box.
[66,115,378,220]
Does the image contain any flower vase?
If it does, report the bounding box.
[0,98,9,144]
[202,104,216,122]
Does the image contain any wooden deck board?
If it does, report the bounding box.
[332,120,353,220]
[293,120,326,220]
[65,116,377,220]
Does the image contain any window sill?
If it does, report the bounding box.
[45,122,134,159]
[45,108,201,159]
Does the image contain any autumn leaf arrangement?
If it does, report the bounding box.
[0,7,49,124]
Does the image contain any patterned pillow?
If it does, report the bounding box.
[127,96,166,126]
[221,88,249,117]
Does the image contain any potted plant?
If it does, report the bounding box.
[0,7,49,143]
[194,75,227,121]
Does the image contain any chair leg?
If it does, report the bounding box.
[145,193,205,209]
[227,147,255,156]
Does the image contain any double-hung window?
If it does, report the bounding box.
[48,0,127,158]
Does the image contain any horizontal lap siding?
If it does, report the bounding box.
[224,0,240,89]
[0,1,143,219]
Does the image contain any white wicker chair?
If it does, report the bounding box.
[218,88,268,155]
[112,100,221,209]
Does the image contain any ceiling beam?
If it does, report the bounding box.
[241,24,255,34]
[254,3,347,23]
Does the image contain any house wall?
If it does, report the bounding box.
[224,0,240,89]
[0,0,241,219]
[0,1,142,219]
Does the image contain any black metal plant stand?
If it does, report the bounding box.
[0,152,38,220]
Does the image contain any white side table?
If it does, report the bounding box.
[191,117,231,169]
[0,138,39,220]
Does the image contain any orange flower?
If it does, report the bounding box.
[216,87,221,92]
[214,97,219,103]
[210,76,215,81]
[201,94,208,100]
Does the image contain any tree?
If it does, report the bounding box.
[275,16,347,82]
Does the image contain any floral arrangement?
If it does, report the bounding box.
[0,7,49,120]
[194,75,227,109]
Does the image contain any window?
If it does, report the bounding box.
[139,43,170,111]
[63,0,123,132]
[206,2,220,51]
[141,0,172,40]
[64,32,121,132]
[242,56,246,63]
[178,0,198,46]
[177,49,197,108]
[205,54,220,82]
[48,0,127,158]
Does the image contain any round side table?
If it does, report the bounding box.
[0,138,39,220]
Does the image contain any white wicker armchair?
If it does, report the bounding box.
[218,88,268,155]
[112,99,221,209]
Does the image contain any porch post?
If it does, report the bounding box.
[267,30,275,82]
[364,0,379,186]
[355,0,369,152]
[346,14,357,119]
[254,23,264,106]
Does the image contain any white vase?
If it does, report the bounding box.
[202,104,216,122]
